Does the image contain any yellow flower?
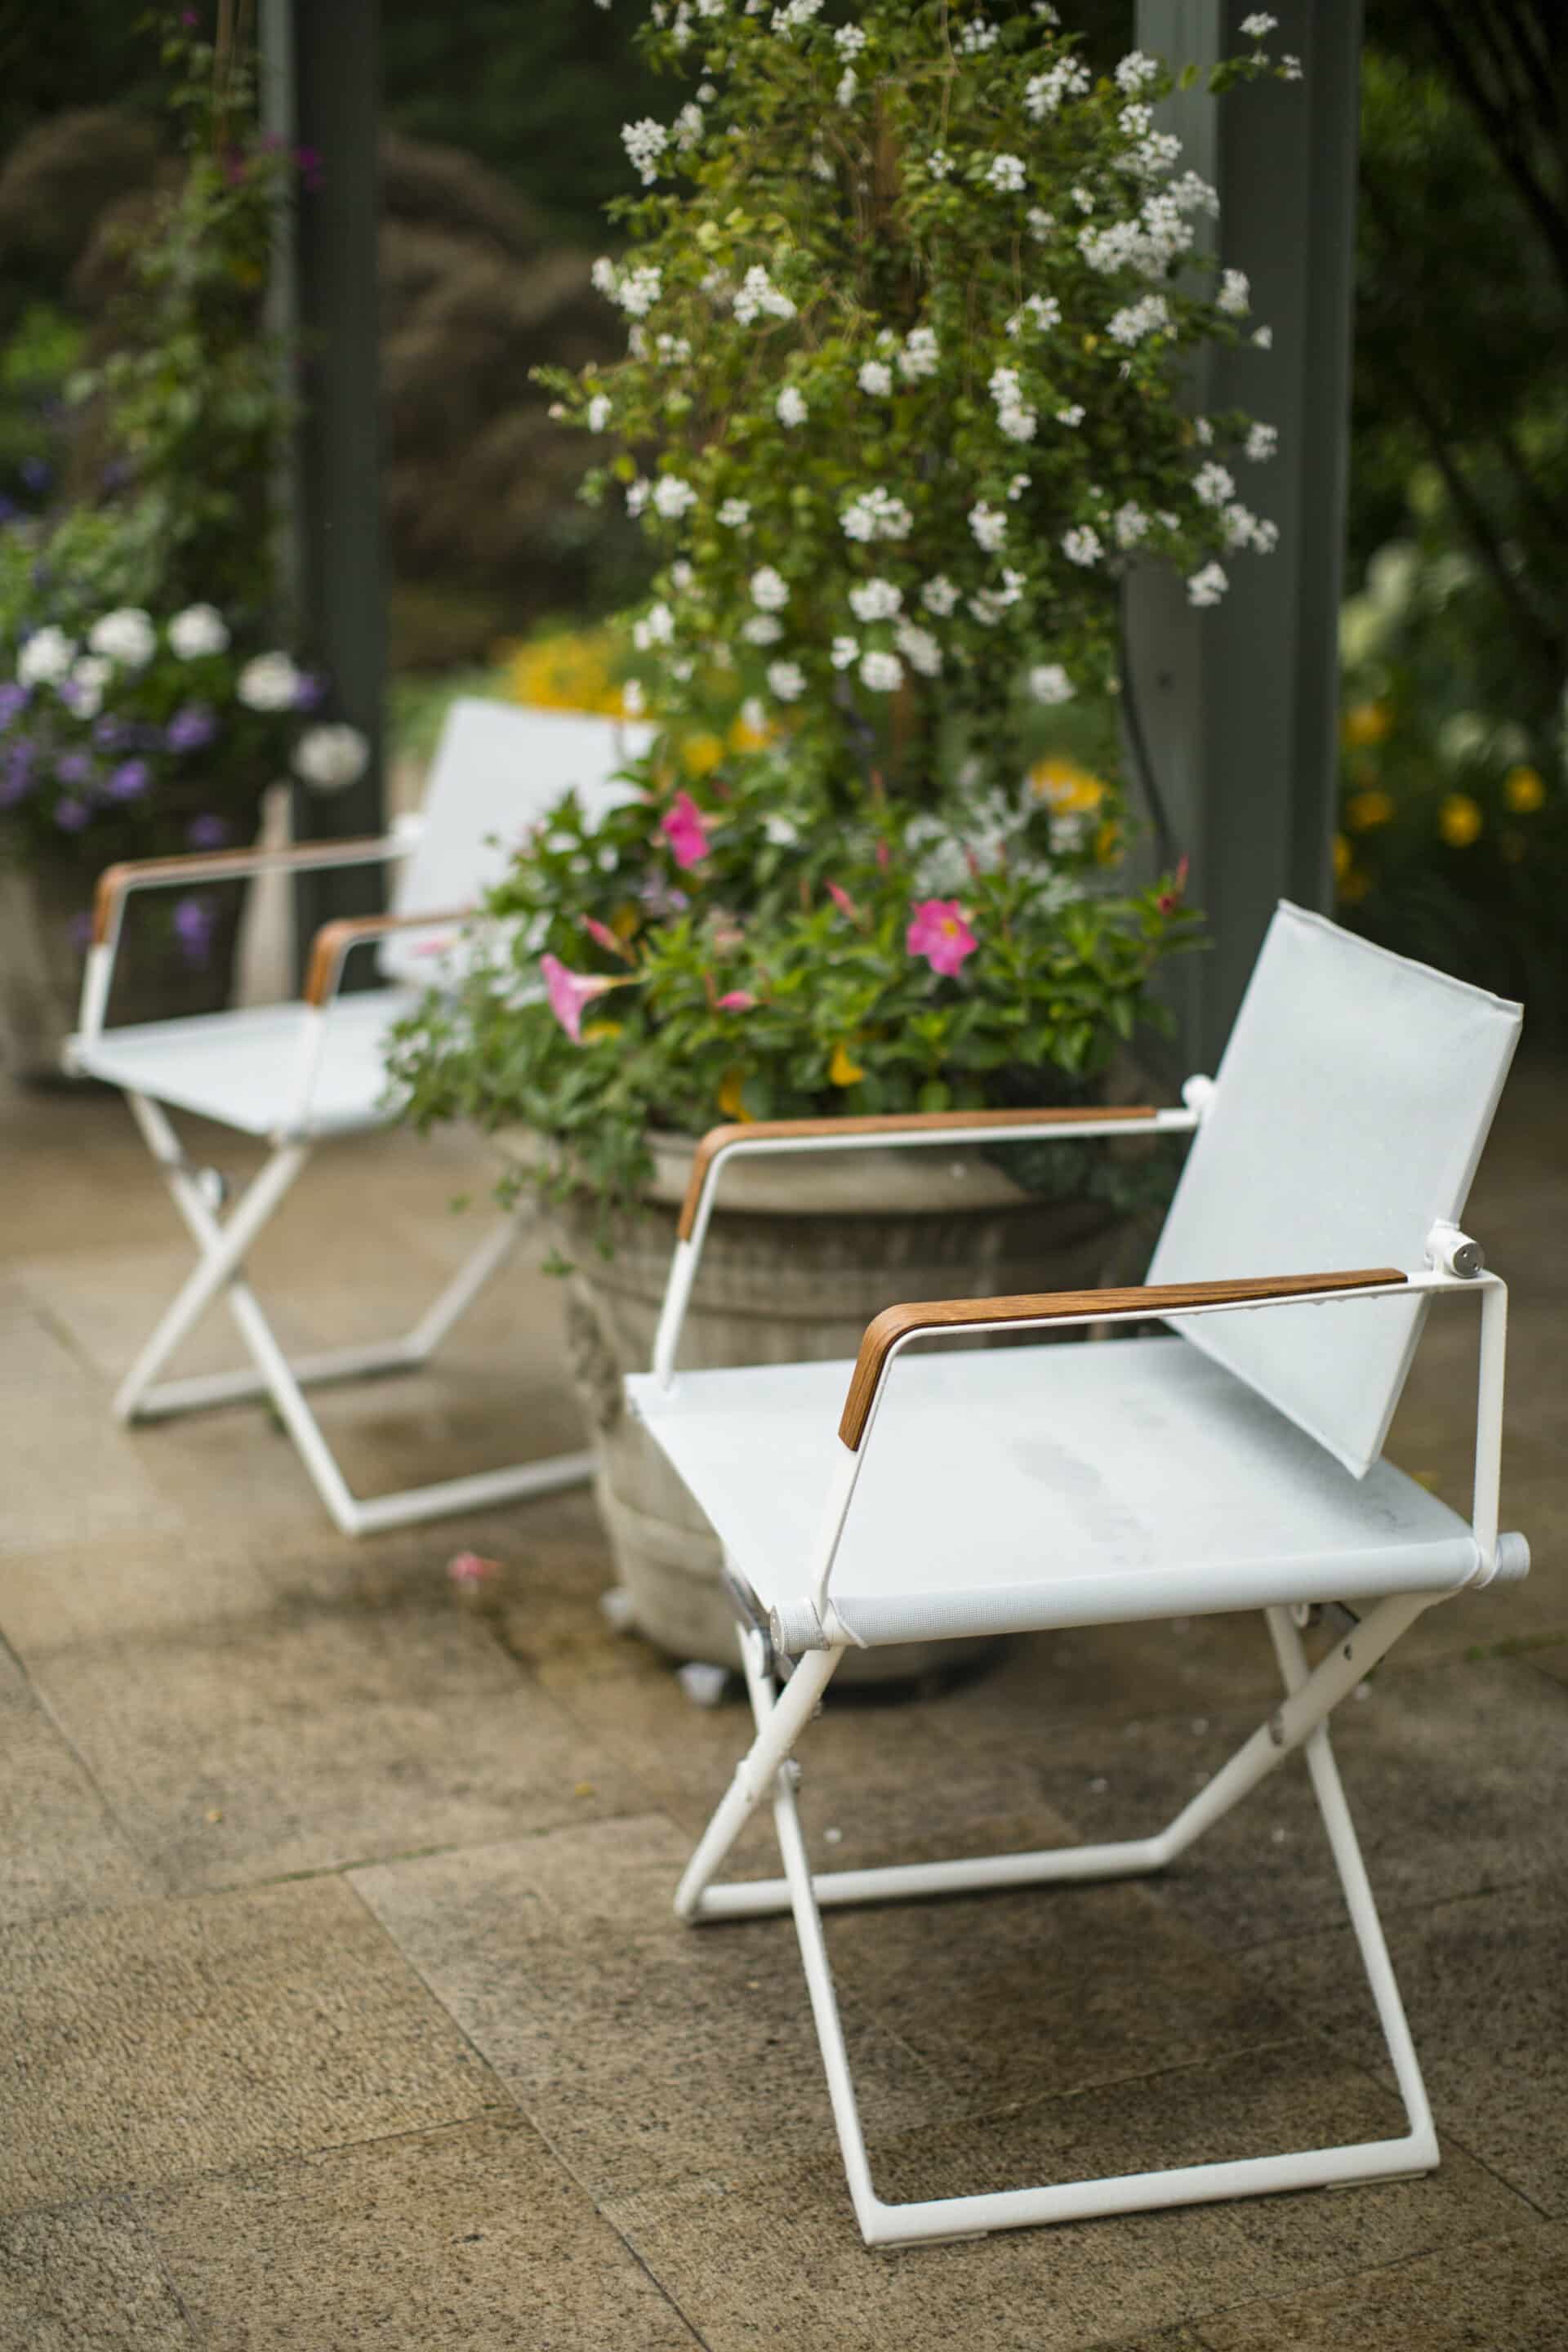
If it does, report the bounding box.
[1094,819,1121,865]
[682,732,726,778]
[1345,789,1396,832]
[717,1067,753,1120]
[1438,793,1482,848]
[1332,832,1352,880]
[579,1019,623,1045]
[1339,866,1370,905]
[1342,701,1392,750]
[728,710,773,753]
[503,630,626,718]
[828,1041,866,1087]
[1503,764,1545,813]
[1029,756,1106,814]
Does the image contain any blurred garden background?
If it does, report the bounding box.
[2,0,1564,1022]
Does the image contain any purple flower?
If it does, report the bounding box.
[294,145,324,192]
[55,750,95,788]
[55,797,91,831]
[292,670,327,711]
[107,760,152,802]
[172,895,215,966]
[20,457,50,495]
[167,704,218,753]
[186,813,229,848]
[0,756,33,808]
[93,714,130,751]
[0,683,27,729]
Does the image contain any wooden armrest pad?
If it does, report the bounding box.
[92,838,395,945]
[838,1267,1408,1449]
[676,1106,1157,1241]
[303,907,470,1005]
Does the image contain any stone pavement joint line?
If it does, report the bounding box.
[1,1067,1565,2349]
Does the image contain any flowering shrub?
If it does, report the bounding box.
[394,0,1295,1218]
[390,737,1195,1220]
[543,0,1297,795]
[0,598,367,964]
[1334,471,1566,1015]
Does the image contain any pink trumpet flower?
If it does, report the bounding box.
[661,790,711,870]
[826,880,859,922]
[906,898,978,978]
[541,951,615,1042]
[582,914,628,959]
[715,990,757,1012]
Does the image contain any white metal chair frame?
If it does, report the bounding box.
[69,836,589,1537]
[644,1098,1524,2251]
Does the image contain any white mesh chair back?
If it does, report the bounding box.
[1146,902,1521,1477]
[377,699,649,986]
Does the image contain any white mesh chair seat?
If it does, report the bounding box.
[73,989,422,1138]
[629,1336,1478,1651]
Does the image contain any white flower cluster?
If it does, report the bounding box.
[836,69,857,105]
[751,566,789,610]
[1115,50,1160,93]
[1192,461,1236,508]
[1056,403,1085,427]
[293,724,368,793]
[1217,267,1250,315]
[1187,561,1228,607]
[860,651,902,693]
[654,332,692,364]
[1062,526,1102,568]
[586,394,612,432]
[849,577,902,623]
[1027,206,1054,241]
[986,154,1027,194]
[1113,501,1150,550]
[742,616,783,645]
[989,365,1037,443]
[1222,503,1280,554]
[969,501,1008,553]
[895,620,942,676]
[1007,472,1031,502]
[1030,663,1074,705]
[831,635,858,670]
[1246,421,1278,463]
[767,658,806,700]
[921,576,960,617]
[957,20,998,51]
[899,326,939,379]
[653,474,698,519]
[858,359,893,396]
[771,0,822,29]
[598,262,662,318]
[1169,170,1220,218]
[1026,57,1090,120]
[633,600,675,651]
[1107,292,1170,345]
[1240,12,1277,35]
[834,23,866,54]
[776,385,808,427]
[924,149,953,180]
[15,626,72,688]
[674,100,705,150]
[1079,185,1196,278]
[1006,293,1061,337]
[841,486,913,541]
[169,604,229,657]
[969,568,1025,625]
[718,497,752,529]
[733,265,795,324]
[621,119,669,185]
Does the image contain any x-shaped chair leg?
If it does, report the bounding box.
[114,1091,593,1535]
[676,1590,1441,2247]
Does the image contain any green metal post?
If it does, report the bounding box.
[261,0,386,983]
[1125,0,1363,1071]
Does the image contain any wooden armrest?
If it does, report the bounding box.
[837,1267,1408,1450]
[676,1107,1157,1242]
[92,837,398,946]
[303,907,470,1006]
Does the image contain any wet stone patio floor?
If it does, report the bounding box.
[1,1063,1565,2350]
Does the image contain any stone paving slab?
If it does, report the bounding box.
[1192,2216,1568,2350]
[137,2117,701,2352]
[20,1600,635,1892]
[0,1877,505,2212]
[0,1644,156,1929]
[0,2194,198,2352]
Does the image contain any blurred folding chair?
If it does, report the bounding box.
[69,697,647,1536]
[627,902,1528,2247]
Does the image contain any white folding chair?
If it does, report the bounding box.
[626,902,1529,2248]
[68,698,648,1537]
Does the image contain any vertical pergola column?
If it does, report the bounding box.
[1125,0,1363,1070]
[260,0,386,980]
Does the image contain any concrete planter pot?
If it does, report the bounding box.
[503,1127,1130,1682]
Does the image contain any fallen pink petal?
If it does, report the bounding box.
[906,897,978,977]
[447,1552,501,1585]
